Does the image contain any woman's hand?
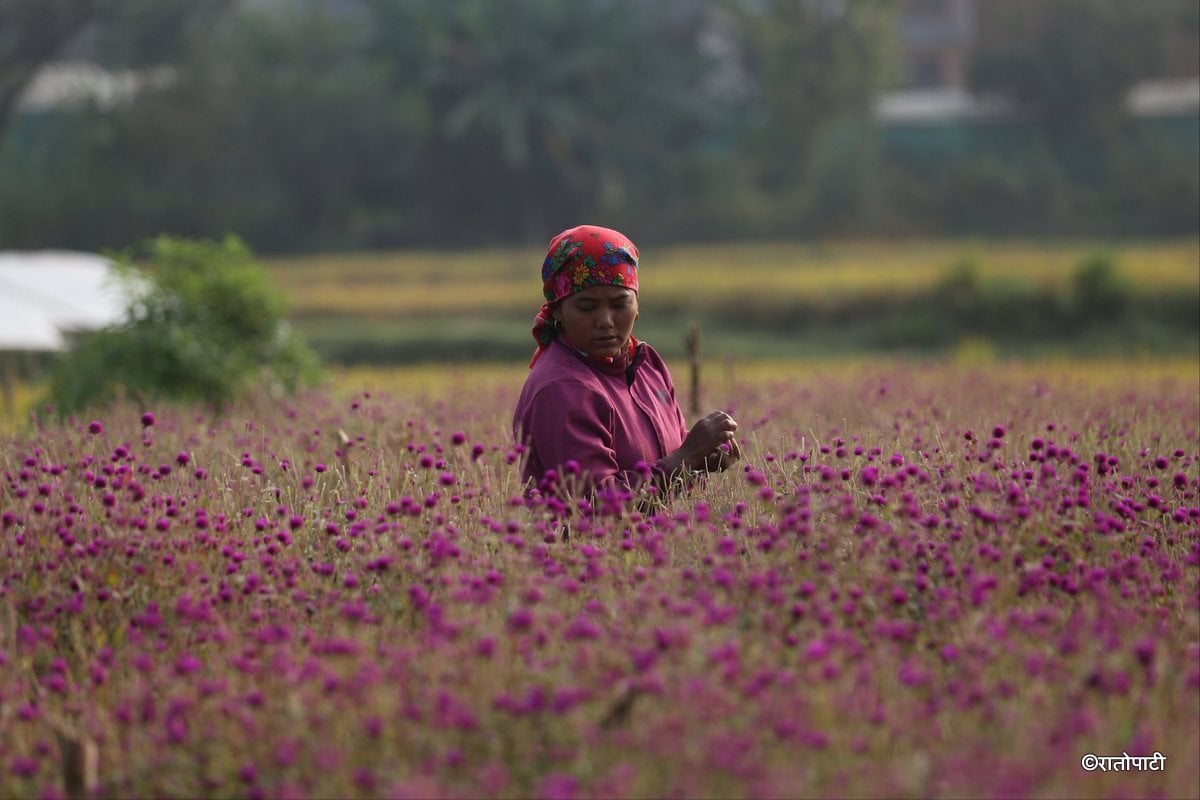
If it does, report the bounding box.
[699,436,742,473]
[676,410,741,474]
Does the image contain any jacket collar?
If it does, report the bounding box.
[555,335,644,378]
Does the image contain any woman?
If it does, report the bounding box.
[513,224,740,508]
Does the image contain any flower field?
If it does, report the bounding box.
[2,359,1198,799]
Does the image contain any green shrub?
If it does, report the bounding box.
[44,235,322,416]
[934,255,983,319]
[1071,251,1132,322]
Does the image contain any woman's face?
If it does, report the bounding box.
[554,285,639,359]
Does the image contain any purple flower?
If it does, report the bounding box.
[9,755,38,777]
[508,608,534,632]
[536,773,580,800]
[238,763,258,785]
[175,653,202,676]
[861,466,879,486]
[1133,637,1156,668]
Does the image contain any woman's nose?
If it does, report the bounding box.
[596,307,614,328]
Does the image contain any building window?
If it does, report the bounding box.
[908,53,945,88]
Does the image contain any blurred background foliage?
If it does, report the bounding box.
[1,0,1197,253]
[42,235,321,416]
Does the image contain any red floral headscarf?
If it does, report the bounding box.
[529,225,639,367]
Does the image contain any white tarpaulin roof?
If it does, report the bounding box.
[0,251,131,352]
[0,295,65,351]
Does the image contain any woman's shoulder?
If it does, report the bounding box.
[635,341,673,376]
[515,369,607,430]
[637,340,666,363]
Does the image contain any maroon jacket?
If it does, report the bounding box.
[513,338,688,497]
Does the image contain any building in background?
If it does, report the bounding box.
[884,0,1199,123]
[0,251,131,412]
[897,0,978,90]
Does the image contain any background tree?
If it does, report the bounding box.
[2,0,414,252]
[967,0,1199,233]
[44,235,321,416]
[717,0,898,234]
[968,0,1184,175]
[0,0,241,249]
[0,0,232,143]
[0,0,1194,251]
[0,0,104,137]
[364,0,724,244]
[107,2,414,252]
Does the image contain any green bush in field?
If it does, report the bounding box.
[44,236,322,416]
[1071,251,1133,321]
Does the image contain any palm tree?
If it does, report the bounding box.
[367,0,720,242]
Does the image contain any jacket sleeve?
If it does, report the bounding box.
[669,372,689,443]
[521,378,659,499]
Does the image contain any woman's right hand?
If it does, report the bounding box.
[678,410,740,473]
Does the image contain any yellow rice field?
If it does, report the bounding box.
[267,239,1200,318]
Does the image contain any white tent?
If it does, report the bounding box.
[0,251,130,341]
[0,295,65,351]
[0,251,134,414]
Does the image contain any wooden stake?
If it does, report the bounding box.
[685,322,701,418]
[52,724,98,800]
